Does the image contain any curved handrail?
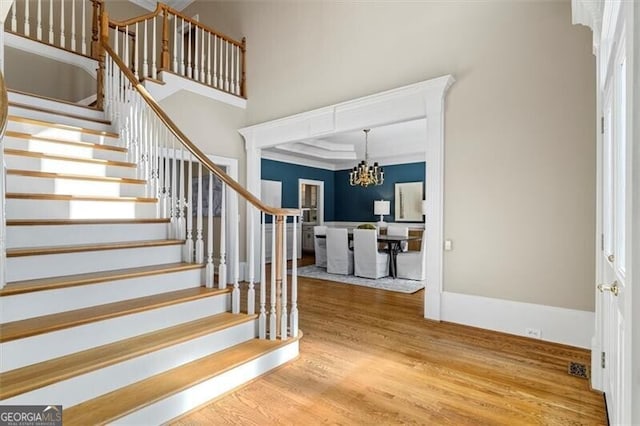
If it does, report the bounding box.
[107,3,164,27]
[101,40,298,217]
[0,71,8,139]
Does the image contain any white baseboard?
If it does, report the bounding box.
[441,292,594,349]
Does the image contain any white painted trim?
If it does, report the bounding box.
[240,75,454,321]
[5,32,97,77]
[145,71,247,109]
[441,292,595,349]
[261,150,336,171]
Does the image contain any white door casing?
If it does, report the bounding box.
[298,178,324,226]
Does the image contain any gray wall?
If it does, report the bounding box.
[183,0,597,311]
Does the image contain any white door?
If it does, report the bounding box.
[598,2,630,423]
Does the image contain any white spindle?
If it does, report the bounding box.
[180,18,185,75]
[187,22,192,78]
[60,0,65,48]
[213,35,219,88]
[290,216,299,337]
[163,129,170,219]
[230,42,235,94]
[205,173,215,288]
[81,0,86,54]
[71,0,76,51]
[125,25,130,69]
[142,20,148,78]
[114,25,119,57]
[269,218,276,340]
[232,193,240,314]
[207,33,212,85]
[196,163,204,263]
[185,154,194,262]
[37,0,42,41]
[200,29,205,83]
[48,0,53,43]
[235,45,241,95]
[10,1,17,32]
[259,212,266,339]
[280,220,288,339]
[225,41,230,91]
[178,147,186,239]
[24,0,30,37]
[218,183,227,289]
[247,207,255,315]
[134,23,139,79]
[169,135,177,239]
[152,16,157,79]
[172,13,178,72]
[193,26,199,81]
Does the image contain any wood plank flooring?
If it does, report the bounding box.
[173,256,606,425]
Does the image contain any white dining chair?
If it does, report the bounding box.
[326,228,353,275]
[396,231,427,280]
[387,224,409,252]
[353,229,389,279]
[313,225,327,267]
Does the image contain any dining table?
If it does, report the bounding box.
[315,231,419,278]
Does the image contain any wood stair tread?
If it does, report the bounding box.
[0,286,231,343]
[62,335,299,426]
[1,262,200,296]
[8,102,112,125]
[6,193,157,203]
[6,218,170,226]
[7,169,146,184]
[5,130,127,152]
[0,313,256,400]
[8,115,118,138]
[6,239,184,258]
[4,148,135,167]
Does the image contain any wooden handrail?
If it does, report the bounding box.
[0,71,8,139]
[100,15,297,217]
[107,3,164,27]
[163,5,243,48]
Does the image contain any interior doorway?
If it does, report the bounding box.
[298,179,324,254]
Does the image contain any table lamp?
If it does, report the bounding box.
[374,200,390,227]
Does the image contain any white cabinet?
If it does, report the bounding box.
[302,225,314,252]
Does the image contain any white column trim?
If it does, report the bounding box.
[239,75,455,321]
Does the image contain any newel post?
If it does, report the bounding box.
[90,0,103,59]
[274,215,284,339]
[96,9,108,110]
[161,6,170,70]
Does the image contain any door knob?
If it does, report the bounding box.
[598,281,619,296]
[607,254,615,263]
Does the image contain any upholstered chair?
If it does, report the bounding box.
[386,224,409,252]
[313,225,328,267]
[396,232,427,280]
[326,228,354,275]
[353,229,389,279]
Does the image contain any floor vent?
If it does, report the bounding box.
[568,361,589,379]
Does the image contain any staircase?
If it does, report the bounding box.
[0,91,299,424]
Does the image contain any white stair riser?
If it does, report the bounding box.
[6,198,156,220]
[8,91,106,121]
[6,175,146,198]
[0,294,231,372]
[8,106,115,134]
[4,137,128,162]
[7,244,182,282]
[7,121,120,146]
[115,339,299,425]
[0,268,203,322]
[4,320,258,407]
[4,155,137,179]
[7,222,168,249]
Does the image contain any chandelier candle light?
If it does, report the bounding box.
[349,129,384,187]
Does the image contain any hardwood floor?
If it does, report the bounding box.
[174,256,606,425]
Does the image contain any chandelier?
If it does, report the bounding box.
[349,129,384,187]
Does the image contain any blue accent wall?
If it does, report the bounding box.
[261,159,335,221]
[334,162,425,222]
[261,159,425,223]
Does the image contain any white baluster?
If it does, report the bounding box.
[180,18,185,75]
[37,0,42,41]
[48,0,53,43]
[71,0,76,51]
[178,147,186,239]
[195,163,204,263]
[213,35,219,88]
[281,219,288,340]
[81,0,86,54]
[114,25,119,57]
[205,173,215,288]
[193,26,199,81]
[125,25,130,70]
[10,1,16,32]
[200,29,205,83]
[269,217,276,340]
[24,0,30,37]
[142,20,148,78]
[169,135,177,239]
[235,45,241,95]
[172,13,178,72]
[207,33,212,85]
[152,16,157,79]
[290,215,299,338]
[134,23,139,79]
[60,0,65,48]
[232,192,240,314]
[163,129,170,219]
[187,22,192,78]
[225,41,230,91]
[218,183,227,289]
[184,154,194,262]
[259,212,266,339]
[247,206,255,315]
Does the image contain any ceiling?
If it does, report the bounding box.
[129,0,194,12]
[262,118,427,171]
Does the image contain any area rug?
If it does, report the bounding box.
[293,265,425,294]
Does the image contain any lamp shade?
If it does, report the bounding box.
[374,200,390,215]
